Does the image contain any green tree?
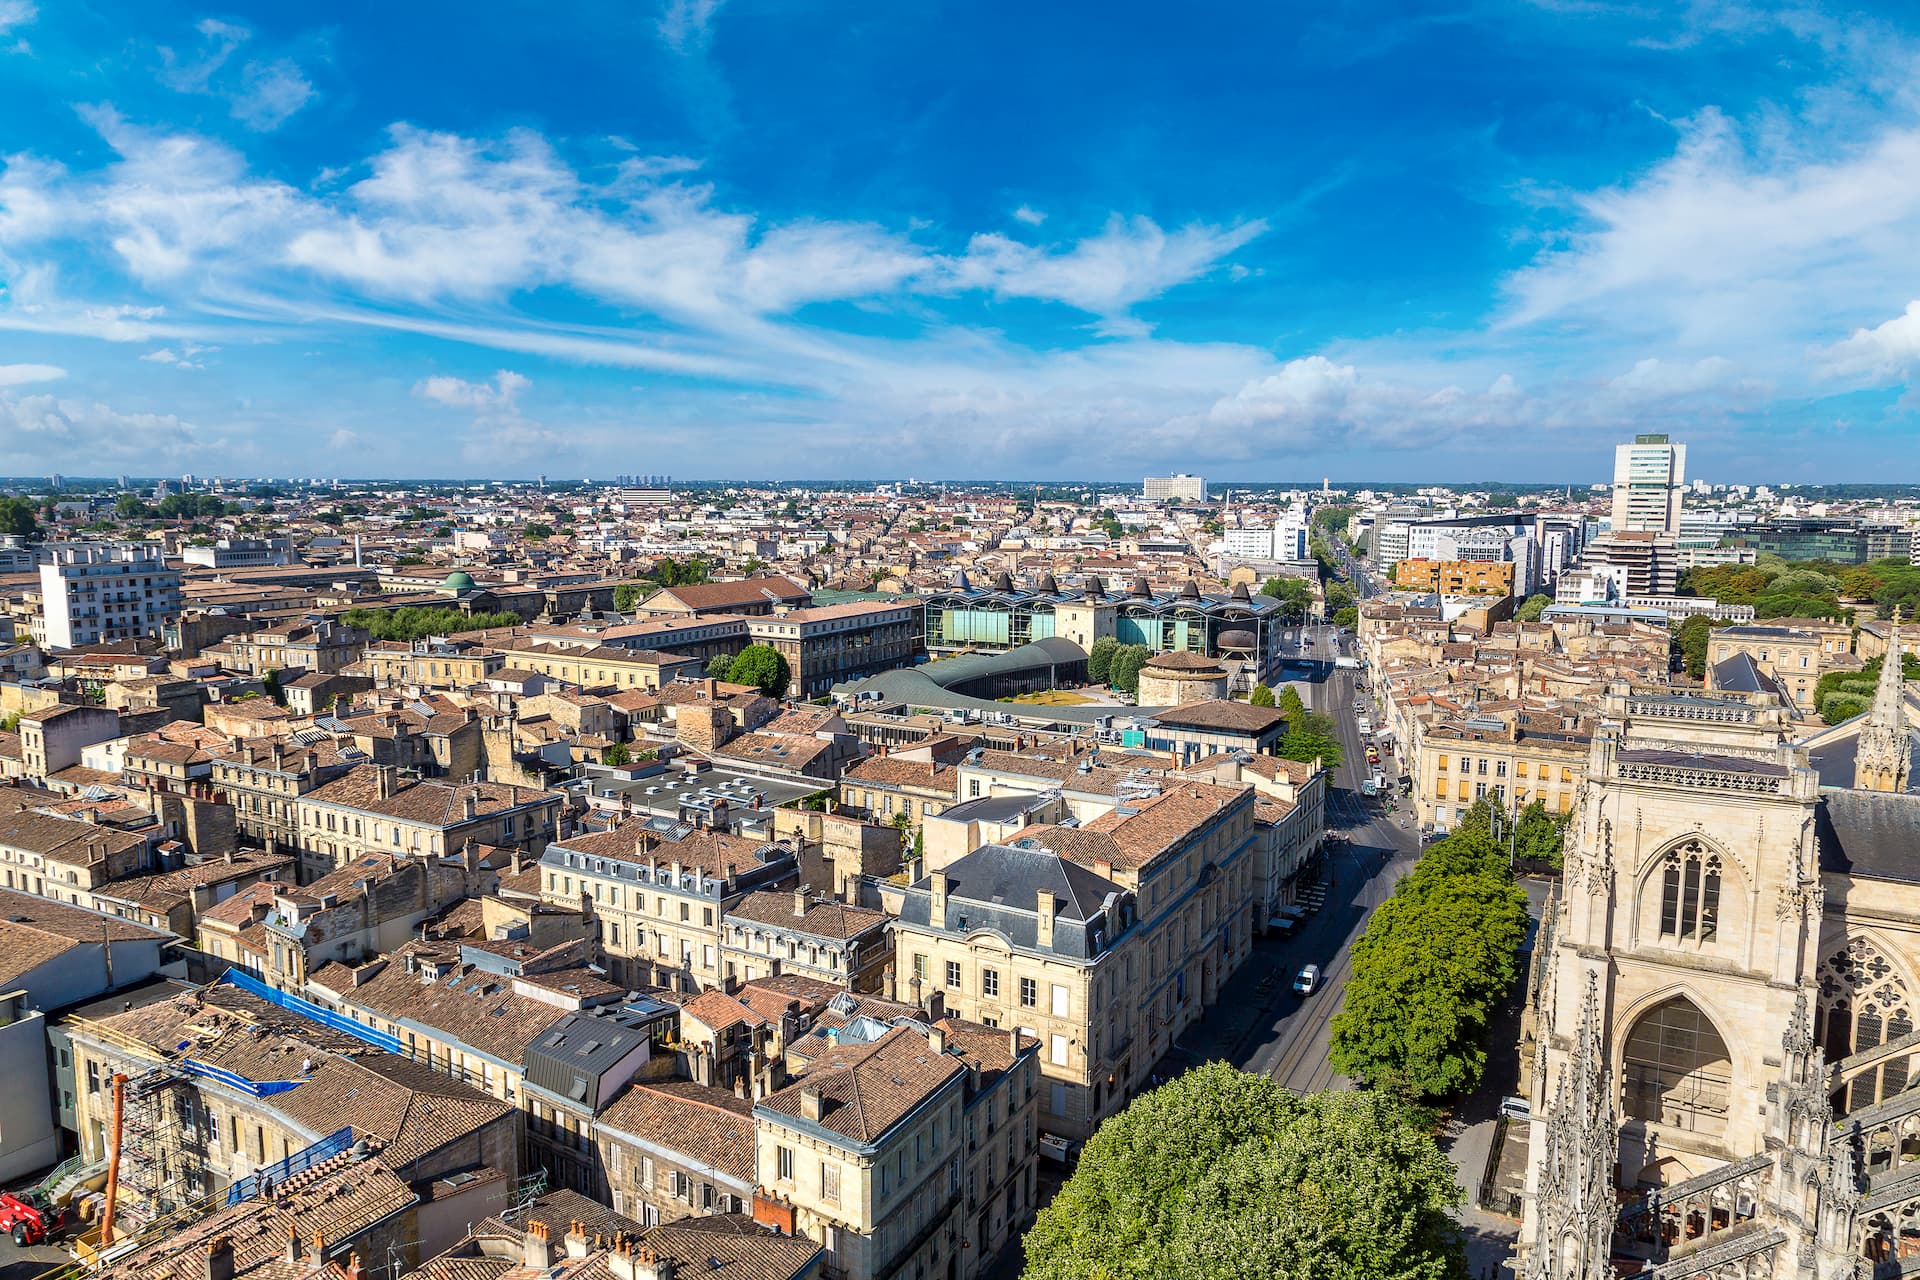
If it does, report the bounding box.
[1333,605,1359,629]
[114,493,152,519]
[1248,683,1275,707]
[1514,593,1552,623]
[0,497,38,538]
[338,607,524,642]
[523,522,554,541]
[1108,644,1151,695]
[1273,708,1343,769]
[1023,1062,1465,1280]
[1086,636,1120,685]
[602,742,633,766]
[726,644,791,698]
[613,582,647,611]
[1259,575,1314,618]
[1328,804,1530,1099]
[1514,799,1569,869]
[705,651,736,678]
[1676,614,1714,679]
[1277,684,1307,718]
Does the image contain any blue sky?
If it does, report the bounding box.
[2,0,1919,481]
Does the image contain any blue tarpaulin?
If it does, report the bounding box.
[218,967,403,1054]
[224,1127,354,1204]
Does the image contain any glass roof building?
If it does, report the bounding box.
[919,571,1294,667]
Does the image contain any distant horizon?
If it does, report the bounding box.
[7,475,1920,493]
[4,2,1920,476]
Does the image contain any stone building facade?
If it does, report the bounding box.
[1520,622,1920,1280]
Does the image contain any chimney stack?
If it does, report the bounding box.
[929,873,948,930]
[928,1024,946,1055]
[792,889,808,919]
[284,1231,302,1265]
[522,1220,554,1269]
[799,1084,826,1122]
[202,1238,236,1280]
[563,1220,590,1260]
[1036,889,1057,949]
[343,1256,364,1280]
[374,764,397,800]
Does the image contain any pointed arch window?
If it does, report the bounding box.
[1658,843,1721,943]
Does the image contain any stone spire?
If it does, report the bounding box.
[1855,607,1912,793]
[1525,972,1617,1280]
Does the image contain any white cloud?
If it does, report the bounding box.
[138,342,213,369]
[1012,205,1046,226]
[1502,106,1920,358]
[947,215,1267,326]
[0,389,199,467]
[414,369,531,410]
[1607,355,1738,398]
[158,20,316,131]
[659,0,726,53]
[0,1,35,36]
[233,58,315,131]
[0,362,61,386]
[1820,301,1920,380]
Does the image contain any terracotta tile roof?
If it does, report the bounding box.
[274,1053,513,1169]
[726,890,887,942]
[638,1215,820,1280]
[680,988,768,1034]
[313,944,571,1065]
[102,1149,415,1280]
[305,765,554,825]
[597,1079,756,1184]
[841,755,959,794]
[757,1025,962,1145]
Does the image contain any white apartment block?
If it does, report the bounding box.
[1142,473,1208,503]
[37,543,181,650]
[1220,516,1308,563]
[1611,433,1686,535]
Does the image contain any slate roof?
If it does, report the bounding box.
[1816,788,1920,883]
[896,841,1124,959]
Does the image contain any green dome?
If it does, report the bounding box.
[443,570,477,591]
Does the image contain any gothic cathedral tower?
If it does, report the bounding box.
[1855,609,1912,794]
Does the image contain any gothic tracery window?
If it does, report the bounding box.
[1816,936,1915,1112]
[1657,842,1721,943]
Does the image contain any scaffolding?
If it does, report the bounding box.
[116,1064,206,1227]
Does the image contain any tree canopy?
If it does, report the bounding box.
[1514,593,1551,623]
[1270,683,1341,768]
[1678,558,1851,621]
[1022,1062,1465,1280]
[1329,798,1530,1099]
[338,607,524,642]
[1107,643,1151,695]
[726,644,791,698]
[1249,683,1276,707]
[1815,651,1919,723]
[0,497,37,538]
[1086,635,1120,685]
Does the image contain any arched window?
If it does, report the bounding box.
[1816,937,1915,1112]
[1657,843,1721,943]
[1622,997,1732,1136]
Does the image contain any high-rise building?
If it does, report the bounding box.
[36,543,182,650]
[1610,433,1686,536]
[1143,473,1208,503]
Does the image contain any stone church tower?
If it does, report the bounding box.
[1856,609,1912,794]
[1518,680,1916,1280]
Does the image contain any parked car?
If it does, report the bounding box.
[1292,964,1322,996]
[1500,1096,1532,1120]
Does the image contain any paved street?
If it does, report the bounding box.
[1144,612,1529,1278]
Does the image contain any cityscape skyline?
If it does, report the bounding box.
[4,1,1920,480]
